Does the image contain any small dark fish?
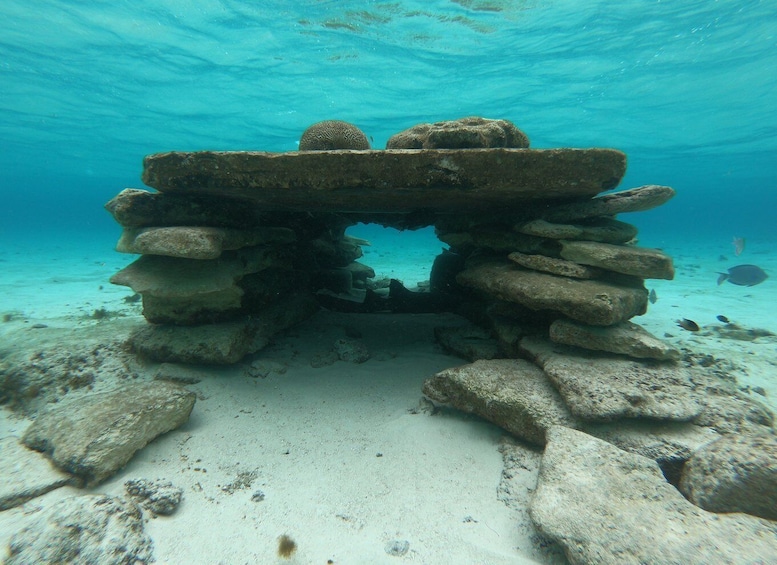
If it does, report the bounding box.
[676,318,700,332]
[648,289,657,304]
[717,265,769,287]
[716,315,730,323]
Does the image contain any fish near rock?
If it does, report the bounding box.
[717,265,768,287]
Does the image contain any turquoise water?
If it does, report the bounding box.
[1,1,775,243]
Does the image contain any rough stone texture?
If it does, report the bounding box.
[560,240,675,280]
[6,494,153,565]
[530,426,777,565]
[0,436,74,510]
[105,188,265,229]
[679,431,777,520]
[0,340,139,415]
[129,293,319,364]
[507,251,604,279]
[110,245,285,324]
[125,478,184,516]
[423,359,582,445]
[299,120,370,150]
[542,184,676,223]
[22,381,196,486]
[116,225,295,259]
[583,421,719,485]
[433,325,501,361]
[516,218,638,244]
[456,259,647,326]
[386,117,530,149]
[141,149,627,212]
[549,318,680,360]
[520,336,704,421]
[422,360,717,472]
[332,338,371,363]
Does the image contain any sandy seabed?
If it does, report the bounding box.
[0,228,775,564]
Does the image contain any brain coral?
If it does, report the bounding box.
[299,120,371,150]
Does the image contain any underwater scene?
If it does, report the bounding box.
[1,1,776,563]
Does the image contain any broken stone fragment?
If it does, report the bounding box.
[679,430,777,520]
[515,218,638,244]
[456,258,647,326]
[507,251,604,279]
[549,318,680,361]
[21,381,196,487]
[116,225,295,259]
[6,494,153,565]
[0,436,74,511]
[559,239,675,280]
[542,184,676,223]
[530,426,777,565]
[520,336,704,421]
[386,116,530,149]
[125,478,184,516]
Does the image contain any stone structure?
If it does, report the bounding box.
[107,117,675,366]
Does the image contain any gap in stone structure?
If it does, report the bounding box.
[345,223,444,291]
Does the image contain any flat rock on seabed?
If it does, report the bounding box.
[530,426,777,565]
[0,436,74,510]
[22,381,195,486]
[5,494,153,565]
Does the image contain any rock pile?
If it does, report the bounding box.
[106,117,674,365]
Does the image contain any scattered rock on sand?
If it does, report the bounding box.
[433,325,501,361]
[530,426,777,565]
[679,430,777,520]
[0,436,74,511]
[333,338,371,363]
[6,494,153,565]
[22,381,196,486]
[125,477,184,516]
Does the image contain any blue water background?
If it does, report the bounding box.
[1,0,775,250]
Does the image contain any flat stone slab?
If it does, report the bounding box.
[530,426,777,565]
[0,436,74,510]
[456,259,647,326]
[141,149,627,212]
[520,336,705,421]
[22,381,195,486]
[516,218,637,244]
[549,319,680,360]
[560,240,674,280]
[542,184,676,223]
[507,251,604,279]
[423,359,583,445]
[116,226,295,259]
[110,245,282,298]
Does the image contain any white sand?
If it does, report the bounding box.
[0,228,775,564]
